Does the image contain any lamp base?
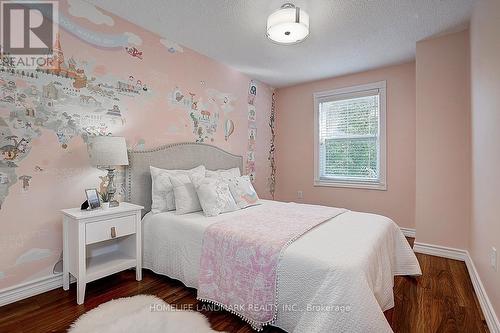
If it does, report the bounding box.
[109,200,119,208]
[105,168,119,208]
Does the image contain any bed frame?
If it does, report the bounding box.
[125,142,243,214]
[125,143,401,330]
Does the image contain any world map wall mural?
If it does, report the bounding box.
[0,34,151,209]
[0,0,272,290]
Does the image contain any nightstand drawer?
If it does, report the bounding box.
[85,215,136,244]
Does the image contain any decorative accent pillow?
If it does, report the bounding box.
[227,175,260,209]
[191,174,239,217]
[205,167,241,180]
[150,165,205,214]
[170,174,203,215]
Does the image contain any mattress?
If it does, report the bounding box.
[142,200,421,332]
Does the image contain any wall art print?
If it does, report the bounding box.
[246,80,258,181]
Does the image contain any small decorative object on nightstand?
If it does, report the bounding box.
[87,136,129,208]
[61,202,143,304]
[84,188,101,210]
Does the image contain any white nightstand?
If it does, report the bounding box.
[61,202,144,304]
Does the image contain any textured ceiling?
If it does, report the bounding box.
[85,0,475,87]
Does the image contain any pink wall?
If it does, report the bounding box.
[274,62,416,228]
[470,0,500,319]
[0,0,272,289]
[414,30,471,249]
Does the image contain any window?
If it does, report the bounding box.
[313,81,386,190]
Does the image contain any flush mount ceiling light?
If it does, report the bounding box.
[266,3,309,45]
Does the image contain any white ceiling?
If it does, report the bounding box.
[86,0,475,87]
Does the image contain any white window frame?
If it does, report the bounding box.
[313,81,387,190]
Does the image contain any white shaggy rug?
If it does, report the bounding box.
[69,295,221,333]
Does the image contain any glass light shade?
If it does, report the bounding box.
[266,6,309,44]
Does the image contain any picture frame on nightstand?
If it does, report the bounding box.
[85,188,101,210]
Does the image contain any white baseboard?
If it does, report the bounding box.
[465,253,500,333]
[413,242,468,261]
[400,227,416,238]
[0,273,64,307]
[414,242,500,333]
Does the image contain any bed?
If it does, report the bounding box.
[125,142,421,333]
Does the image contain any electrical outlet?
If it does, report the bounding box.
[491,247,497,272]
[297,190,303,199]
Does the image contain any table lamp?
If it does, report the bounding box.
[87,136,129,207]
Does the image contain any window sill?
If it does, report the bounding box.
[313,180,387,191]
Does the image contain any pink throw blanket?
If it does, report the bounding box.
[197,202,347,330]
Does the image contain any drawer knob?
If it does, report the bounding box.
[111,227,116,238]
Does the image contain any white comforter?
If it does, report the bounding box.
[143,200,421,333]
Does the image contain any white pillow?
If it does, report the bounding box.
[227,175,260,209]
[191,174,239,217]
[170,174,203,215]
[205,167,241,180]
[150,165,205,213]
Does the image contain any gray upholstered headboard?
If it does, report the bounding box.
[125,142,243,214]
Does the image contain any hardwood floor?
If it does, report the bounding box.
[0,238,489,333]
